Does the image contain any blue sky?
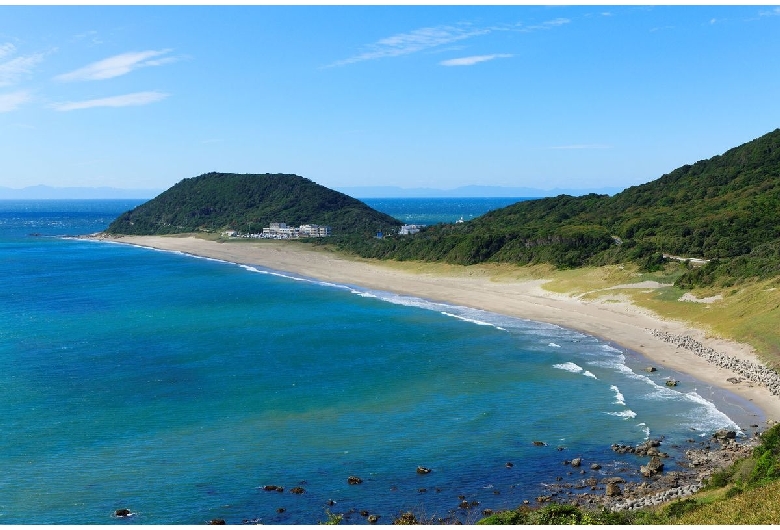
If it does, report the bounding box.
[2,5,780,193]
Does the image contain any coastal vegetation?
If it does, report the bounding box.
[105,172,401,237]
[335,128,780,290]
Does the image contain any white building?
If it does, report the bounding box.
[399,224,423,235]
[259,222,331,239]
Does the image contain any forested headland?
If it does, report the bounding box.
[336,128,780,289]
[105,172,401,237]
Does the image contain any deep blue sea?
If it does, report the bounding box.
[0,199,764,525]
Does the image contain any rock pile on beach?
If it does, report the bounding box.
[539,430,760,513]
[649,329,780,397]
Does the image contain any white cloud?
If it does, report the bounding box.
[759,7,780,17]
[54,49,175,82]
[50,90,169,111]
[0,43,16,59]
[0,90,32,112]
[0,52,45,87]
[519,18,571,32]
[326,24,491,67]
[440,53,512,66]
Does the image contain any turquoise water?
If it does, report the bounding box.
[362,197,525,225]
[0,200,763,524]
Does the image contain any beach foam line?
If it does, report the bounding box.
[607,409,638,419]
[683,391,741,434]
[611,385,626,405]
[553,362,583,374]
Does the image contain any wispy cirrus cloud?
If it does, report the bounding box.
[50,90,169,111]
[0,43,16,59]
[518,17,571,32]
[326,17,570,68]
[0,49,46,87]
[759,7,780,17]
[54,49,176,82]
[440,53,513,67]
[325,24,492,68]
[0,90,32,112]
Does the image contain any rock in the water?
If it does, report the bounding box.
[416,466,432,474]
[645,366,657,373]
[571,457,582,467]
[713,429,737,440]
[115,509,132,518]
[348,476,363,485]
[606,482,622,497]
[590,463,602,470]
[290,487,305,494]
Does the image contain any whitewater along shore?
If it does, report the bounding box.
[93,234,780,424]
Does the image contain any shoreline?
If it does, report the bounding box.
[93,234,780,425]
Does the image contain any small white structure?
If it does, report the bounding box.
[399,224,423,235]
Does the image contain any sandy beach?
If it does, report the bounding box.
[100,234,780,423]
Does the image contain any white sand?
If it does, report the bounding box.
[101,235,780,422]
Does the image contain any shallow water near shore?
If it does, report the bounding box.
[0,200,764,524]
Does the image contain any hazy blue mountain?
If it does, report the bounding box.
[0,185,163,200]
[335,185,625,198]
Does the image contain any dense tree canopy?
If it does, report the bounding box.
[106,172,402,237]
[336,128,780,287]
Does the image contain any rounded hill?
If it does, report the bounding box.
[105,172,402,236]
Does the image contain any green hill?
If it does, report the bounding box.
[105,172,402,236]
[340,128,780,287]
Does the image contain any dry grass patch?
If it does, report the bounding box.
[676,481,780,524]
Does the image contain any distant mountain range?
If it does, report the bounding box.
[0,184,624,200]
[335,185,625,198]
[0,185,164,200]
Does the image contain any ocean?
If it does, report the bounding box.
[0,199,763,525]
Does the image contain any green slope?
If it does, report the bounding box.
[105,172,402,236]
[339,128,780,286]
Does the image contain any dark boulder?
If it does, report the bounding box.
[605,482,622,497]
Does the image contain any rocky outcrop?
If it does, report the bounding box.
[640,456,664,478]
[605,482,622,497]
[348,476,363,485]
